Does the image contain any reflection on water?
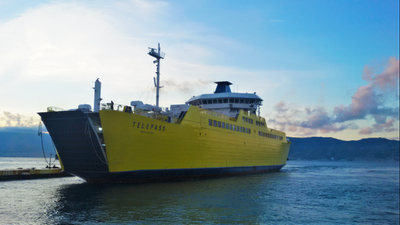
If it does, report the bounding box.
[47,173,286,224]
[1,159,399,224]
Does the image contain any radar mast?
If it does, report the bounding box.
[148,43,165,108]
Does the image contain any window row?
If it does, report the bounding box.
[209,119,251,134]
[191,98,260,105]
[258,131,283,140]
[242,116,254,124]
[256,121,265,127]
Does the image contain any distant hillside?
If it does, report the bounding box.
[288,137,399,161]
[0,127,55,157]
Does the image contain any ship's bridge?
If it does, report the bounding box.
[186,81,263,117]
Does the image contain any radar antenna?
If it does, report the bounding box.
[148,43,165,108]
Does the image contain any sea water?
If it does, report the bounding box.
[0,158,398,224]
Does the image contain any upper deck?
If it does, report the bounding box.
[186,81,263,117]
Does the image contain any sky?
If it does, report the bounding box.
[0,0,399,140]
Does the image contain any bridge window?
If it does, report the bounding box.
[235,99,239,103]
[218,99,222,103]
[203,100,208,104]
[223,99,228,103]
[240,99,244,103]
[207,100,212,104]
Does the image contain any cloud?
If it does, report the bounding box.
[359,127,373,135]
[0,111,40,127]
[268,57,399,137]
[333,57,399,123]
[359,118,397,134]
[0,0,233,115]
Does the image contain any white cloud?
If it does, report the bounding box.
[0,0,312,131]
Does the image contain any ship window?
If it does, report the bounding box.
[240,99,244,103]
[251,119,253,124]
[223,99,228,103]
[203,100,208,104]
[245,117,248,123]
[218,99,222,103]
[222,122,225,128]
[226,123,230,129]
[213,99,217,104]
[229,99,234,103]
[235,99,239,103]
[208,100,212,104]
[232,125,235,130]
[250,99,255,104]
[230,124,233,130]
[218,121,221,128]
[249,129,251,134]
[214,120,217,127]
[242,116,245,122]
[245,99,250,104]
[209,119,212,126]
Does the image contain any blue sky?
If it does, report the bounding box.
[0,0,398,140]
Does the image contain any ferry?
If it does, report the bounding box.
[38,44,291,183]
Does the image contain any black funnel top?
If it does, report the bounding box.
[214,81,232,93]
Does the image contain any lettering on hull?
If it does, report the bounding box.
[133,122,166,132]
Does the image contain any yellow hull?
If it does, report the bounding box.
[100,106,290,173]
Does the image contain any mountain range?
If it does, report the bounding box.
[288,137,399,161]
[0,127,399,161]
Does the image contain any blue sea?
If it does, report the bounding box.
[0,158,399,224]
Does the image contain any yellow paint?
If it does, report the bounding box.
[100,106,291,172]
